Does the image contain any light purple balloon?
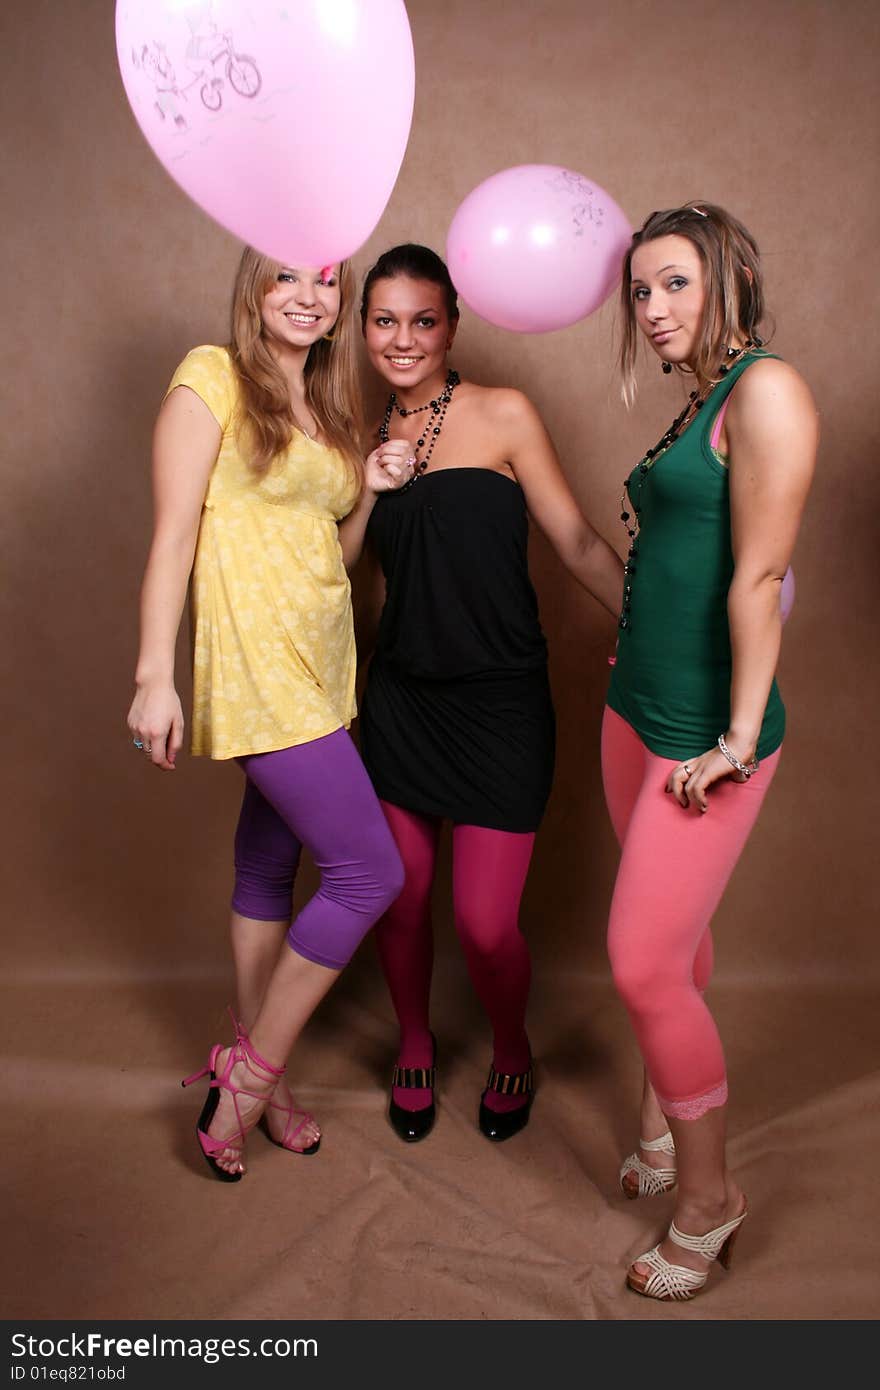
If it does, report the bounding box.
[446,165,632,333]
[780,565,796,623]
[115,0,415,266]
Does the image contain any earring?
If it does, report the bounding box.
[323,328,336,342]
[661,361,672,374]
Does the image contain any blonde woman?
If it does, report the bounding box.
[127,249,409,1182]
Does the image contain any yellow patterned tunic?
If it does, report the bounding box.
[165,345,359,759]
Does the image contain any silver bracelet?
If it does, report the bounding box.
[717,734,759,778]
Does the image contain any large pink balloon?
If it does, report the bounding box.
[780,565,796,624]
[446,165,632,333]
[115,1,414,265]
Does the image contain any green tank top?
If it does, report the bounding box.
[607,351,785,761]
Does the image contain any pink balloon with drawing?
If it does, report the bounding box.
[115,0,415,265]
[447,165,632,332]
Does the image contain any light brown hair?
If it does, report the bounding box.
[619,203,768,405]
[228,247,364,489]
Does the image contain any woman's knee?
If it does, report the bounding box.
[381,867,432,928]
[365,806,407,908]
[319,831,404,919]
[377,841,406,913]
[609,945,681,1015]
[454,907,523,964]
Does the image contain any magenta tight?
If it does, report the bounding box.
[375,801,536,1113]
[601,706,781,1120]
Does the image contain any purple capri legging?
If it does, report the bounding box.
[232,727,405,970]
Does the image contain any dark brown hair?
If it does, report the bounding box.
[360,243,460,326]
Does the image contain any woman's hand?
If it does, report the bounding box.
[364,438,416,493]
[127,681,185,771]
[337,437,413,570]
[666,738,753,813]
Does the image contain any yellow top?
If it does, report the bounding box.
[165,345,359,759]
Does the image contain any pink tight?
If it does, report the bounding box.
[375,801,536,1114]
[601,706,781,1120]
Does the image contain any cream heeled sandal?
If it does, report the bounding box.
[627,1203,748,1301]
[619,1130,677,1198]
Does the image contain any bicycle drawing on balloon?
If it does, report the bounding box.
[131,24,261,133]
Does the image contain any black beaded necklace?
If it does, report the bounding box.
[379,369,460,489]
[618,340,761,631]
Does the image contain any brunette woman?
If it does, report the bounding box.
[605,204,818,1298]
[340,244,623,1143]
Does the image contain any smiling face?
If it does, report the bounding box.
[260,266,341,354]
[363,275,457,395]
[629,235,708,371]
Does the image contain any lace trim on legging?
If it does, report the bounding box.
[657,1079,729,1122]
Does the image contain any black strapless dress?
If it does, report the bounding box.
[359,468,555,832]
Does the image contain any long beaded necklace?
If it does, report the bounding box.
[618,340,760,631]
[378,369,460,490]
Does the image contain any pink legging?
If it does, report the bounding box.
[375,801,535,1109]
[601,706,781,1120]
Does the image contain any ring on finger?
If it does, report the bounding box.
[682,763,693,777]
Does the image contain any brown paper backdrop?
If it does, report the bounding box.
[2,0,879,1324]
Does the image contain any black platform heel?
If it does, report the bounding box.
[478,1059,534,1142]
[388,1034,437,1142]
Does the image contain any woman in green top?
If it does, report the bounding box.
[603,203,818,1300]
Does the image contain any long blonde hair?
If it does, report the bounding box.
[228,247,364,489]
[619,203,769,406]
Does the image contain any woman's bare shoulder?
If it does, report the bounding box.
[733,355,817,417]
[462,382,540,426]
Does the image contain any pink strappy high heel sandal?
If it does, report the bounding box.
[181,1012,286,1183]
[258,1094,321,1156]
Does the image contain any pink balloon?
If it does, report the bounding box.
[446,165,632,333]
[115,0,414,265]
[780,565,796,624]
